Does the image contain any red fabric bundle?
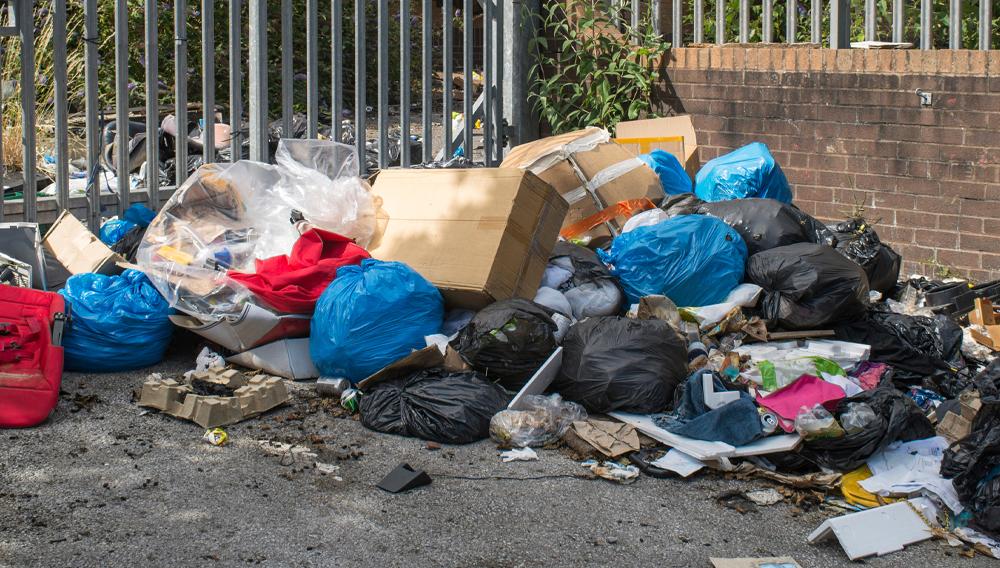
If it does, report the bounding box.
[228,229,370,314]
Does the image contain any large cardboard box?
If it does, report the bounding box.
[371,168,568,309]
[43,210,124,289]
[500,127,663,241]
[615,115,700,179]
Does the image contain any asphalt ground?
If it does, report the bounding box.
[2,337,997,568]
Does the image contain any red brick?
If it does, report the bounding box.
[938,249,983,270]
[895,176,941,197]
[962,198,1000,219]
[873,192,916,210]
[960,216,986,234]
[942,181,987,200]
[961,233,1000,253]
[913,230,960,249]
[881,226,916,243]
[894,209,939,229]
[896,244,939,264]
[794,186,834,203]
[938,214,961,231]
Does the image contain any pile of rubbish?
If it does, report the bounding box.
[4,115,1000,562]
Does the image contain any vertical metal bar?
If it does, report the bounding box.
[19,0,36,222]
[229,0,242,161]
[630,0,639,43]
[811,0,820,44]
[306,0,318,138]
[672,0,683,46]
[443,0,453,158]
[421,0,432,162]
[400,0,411,167]
[355,0,367,172]
[144,0,159,209]
[786,0,795,42]
[202,0,215,162]
[84,0,100,230]
[695,0,704,43]
[864,0,875,40]
[113,0,129,216]
[763,0,773,41]
[739,0,749,42]
[830,0,849,48]
[281,0,292,136]
[248,0,268,161]
[462,0,472,160]
[652,0,662,36]
[377,0,389,169]
[175,0,189,185]
[53,0,69,212]
[949,0,961,49]
[892,0,903,42]
[981,0,993,49]
[493,0,503,161]
[920,0,931,49]
[332,0,343,142]
[482,0,492,165]
[716,0,725,44]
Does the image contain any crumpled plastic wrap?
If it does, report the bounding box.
[489,394,587,448]
[136,139,378,317]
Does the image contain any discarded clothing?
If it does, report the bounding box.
[655,370,764,446]
[756,374,847,432]
[228,228,370,314]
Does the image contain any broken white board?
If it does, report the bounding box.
[227,337,319,380]
[651,449,705,478]
[807,499,934,560]
[508,347,562,410]
[608,412,801,461]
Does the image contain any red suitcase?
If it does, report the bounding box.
[0,284,66,428]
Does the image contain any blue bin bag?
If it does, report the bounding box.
[598,214,747,307]
[99,218,138,246]
[310,259,444,383]
[60,269,174,372]
[123,203,157,228]
[694,142,792,203]
[638,150,692,196]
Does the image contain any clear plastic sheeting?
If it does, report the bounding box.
[489,394,587,448]
[137,139,378,317]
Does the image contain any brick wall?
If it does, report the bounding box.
[657,47,1000,282]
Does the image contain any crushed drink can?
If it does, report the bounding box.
[316,376,351,398]
[340,388,359,413]
[202,428,229,446]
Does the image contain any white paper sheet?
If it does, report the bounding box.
[651,449,705,477]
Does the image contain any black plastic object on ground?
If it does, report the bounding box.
[832,217,902,295]
[377,463,432,493]
[660,192,705,218]
[450,299,558,391]
[359,368,510,445]
[834,308,965,392]
[747,242,870,330]
[941,399,1000,533]
[799,385,934,472]
[698,198,836,256]
[552,316,688,414]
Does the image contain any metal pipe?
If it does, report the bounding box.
[202,0,215,162]
[113,0,129,215]
[378,0,389,169]
[175,0,189,184]
[229,0,242,161]
[307,0,319,138]
[400,0,411,167]
[281,0,292,137]
[332,0,343,142]
[248,0,267,161]
[462,0,473,160]
[84,0,100,230]
[422,0,432,162]
[144,0,159,208]
[355,0,367,172]
[443,0,453,157]
[53,0,69,211]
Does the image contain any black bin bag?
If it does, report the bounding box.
[832,217,902,295]
[799,385,934,472]
[360,368,510,445]
[941,399,1000,534]
[834,308,965,391]
[551,317,687,414]
[747,242,870,330]
[698,198,836,256]
[451,299,558,391]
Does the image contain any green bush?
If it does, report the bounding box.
[528,1,669,134]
